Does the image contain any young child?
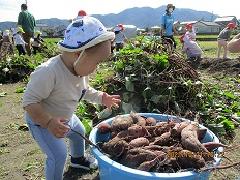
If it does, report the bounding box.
[22,16,121,180]
[217,22,236,59]
[32,30,44,54]
[13,27,27,55]
[182,23,203,60]
[114,24,127,51]
[184,23,196,41]
[0,30,14,59]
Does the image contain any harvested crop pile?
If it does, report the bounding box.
[98,113,226,173]
[104,44,203,115]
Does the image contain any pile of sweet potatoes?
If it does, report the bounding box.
[97,113,226,173]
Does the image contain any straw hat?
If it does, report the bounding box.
[58,16,115,52]
[18,27,25,33]
[35,30,42,35]
[3,30,10,36]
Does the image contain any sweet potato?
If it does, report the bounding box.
[124,148,157,168]
[152,131,173,146]
[181,124,209,153]
[102,137,129,157]
[138,152,166,171]
[128,125,149,138]
[176,150,206,169]
[202,142,230,152]
[129,137,149,148]
[116,130,129,138]
[145,117,157,126]
[144,145,168,151]
[154,121,176,136]
[111,115,133,131]
[171,121,190,138]
[130,112,146,125]
[97,122,111,133]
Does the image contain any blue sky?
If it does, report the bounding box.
[0,0,239,22]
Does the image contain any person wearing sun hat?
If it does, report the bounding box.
[13,27,27,55]
[32,30,44,54]
[217,22,236,59]
[0,29,14,59]
[22,16,121,180]
[161,4,178,49]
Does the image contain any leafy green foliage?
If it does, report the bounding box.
[82,118,93,135]
[75,101,98,135]
[199,79,240,134]
[0,38,59,83]
[151,54,169,69]
[102,38,202,115]
[15,87,25,93]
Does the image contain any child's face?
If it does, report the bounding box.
[74,40,111,76]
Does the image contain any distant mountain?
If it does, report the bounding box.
[93,6,217,28]
[0,6,218,31]
[36,18,69,27]
[0,21,17,31]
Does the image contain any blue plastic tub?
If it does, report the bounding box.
[89,113,222,180]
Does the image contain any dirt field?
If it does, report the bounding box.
[0,60,239,179]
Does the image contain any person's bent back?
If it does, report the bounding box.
[228,33,240,53]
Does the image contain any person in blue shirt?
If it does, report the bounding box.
[161,4,178,49]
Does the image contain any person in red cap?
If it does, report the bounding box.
[113,24,127,51]
[78,10,87,18]
[71,10,87,22]
[217,22,236,59]
[184,23,196,41]
[181,23,203,67]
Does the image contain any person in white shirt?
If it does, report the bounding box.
[184,23,197,41]
[22,17,121,180]
[114,24,127,51]
[182,23,203,59]
[13,27,27,55]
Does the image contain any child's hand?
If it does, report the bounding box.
[102,92,121,109]
[47,117,70,138]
